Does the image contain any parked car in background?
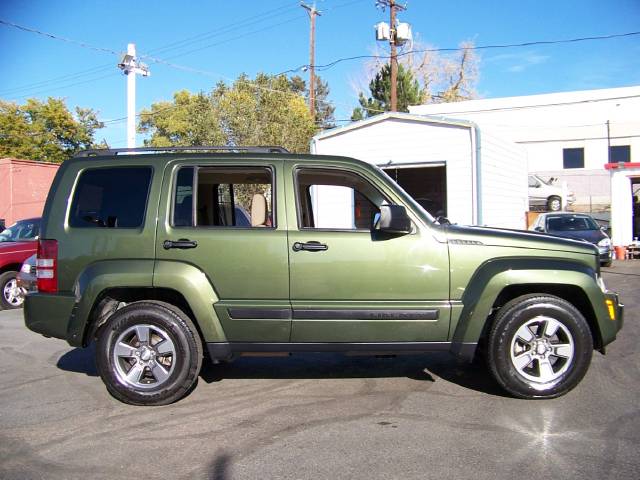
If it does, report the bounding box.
[531,212,613,266]
[16,254,37,299]
[528,174,575,212]
[0,218,40,309]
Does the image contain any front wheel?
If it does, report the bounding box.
[547,195,562,211]
[0,271,25,309]
[487,294,593,399]
[96,301,203,405]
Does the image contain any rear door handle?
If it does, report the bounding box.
[163,239,198,250]
[292,241,328,252]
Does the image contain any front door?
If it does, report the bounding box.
[285,164,450,343]
[156,160,291,342]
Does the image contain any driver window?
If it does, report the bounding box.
[296,168,384,230]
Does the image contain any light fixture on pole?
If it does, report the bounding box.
[117,43,150,148]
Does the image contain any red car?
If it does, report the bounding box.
[0,218,40,309]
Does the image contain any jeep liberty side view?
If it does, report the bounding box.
[25,147,623,405]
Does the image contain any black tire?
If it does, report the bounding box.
[487,294,593,399]
[0,271,24,310]
[547,195,562,212]
[96,301,203,406]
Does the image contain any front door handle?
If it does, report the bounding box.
[163,239,198,250]
[293,241,328,252]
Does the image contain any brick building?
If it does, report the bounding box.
[0,158,60,227]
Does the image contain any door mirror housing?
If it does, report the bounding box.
[374,204,411,234]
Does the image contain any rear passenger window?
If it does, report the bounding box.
[172,166,273,228]
[69,167,152,228]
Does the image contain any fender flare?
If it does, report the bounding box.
[152,260,226,343]
[450,257,603,360]
[68,259,155,346]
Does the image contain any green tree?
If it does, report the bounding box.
[352,63,425,118]
[139,73,317,153]
[289,75,335,129]
[0,97,104,163]
[138,90,226,146]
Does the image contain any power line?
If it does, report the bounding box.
[0,19,120,55]
[295,31,640,72]
[0,5,302,98]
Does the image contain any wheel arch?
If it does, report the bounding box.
[450,257,606,361]
[68,259,226,347]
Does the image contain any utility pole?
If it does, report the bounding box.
[117,43,150,148]
[301,2,321,117]
[376,1,407,112]
[389,1,398,112]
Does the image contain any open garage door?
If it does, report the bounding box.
[382,164,447,218]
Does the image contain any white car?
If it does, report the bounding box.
[528,174,575,211]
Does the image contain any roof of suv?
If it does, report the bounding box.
[69,147,374,169]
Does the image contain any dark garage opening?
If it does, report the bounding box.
[382,165,447,218]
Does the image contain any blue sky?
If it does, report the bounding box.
[1,0,639,147]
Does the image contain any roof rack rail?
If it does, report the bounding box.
[74,146,290,157]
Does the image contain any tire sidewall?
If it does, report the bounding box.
[490,298,593,399]
[547,196,561,212]
[0,271,22,310]
[96,303,200,405]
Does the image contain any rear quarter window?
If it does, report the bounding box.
[69,167,152,228]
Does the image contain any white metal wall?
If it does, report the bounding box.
[312,117,475,225]
[479,131,528,228]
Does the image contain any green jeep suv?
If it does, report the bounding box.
[24,147,623,405]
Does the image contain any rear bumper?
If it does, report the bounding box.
[24,292,76,344]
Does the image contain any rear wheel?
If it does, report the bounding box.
[0,271,25,309]
[96,301,203,405]
[487,294,593,399]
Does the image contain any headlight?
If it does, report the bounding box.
[598,238,611,248]
[20,262,31,273]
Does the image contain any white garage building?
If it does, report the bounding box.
[409,85,640,245]
[311,112,528,229]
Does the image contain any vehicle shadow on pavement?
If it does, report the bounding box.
[56,344,98,376]
[199,353,509,397]
[54,348,508,397]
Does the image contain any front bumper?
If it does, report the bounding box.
[600,291,624,350]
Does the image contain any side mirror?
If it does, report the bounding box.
[374,204,411,234]
[534,226,544,232]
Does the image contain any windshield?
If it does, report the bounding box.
[0,220,40,242]
[546,215,598,232]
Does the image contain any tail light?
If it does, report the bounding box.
[37,239,58,293]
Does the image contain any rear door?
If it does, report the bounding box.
[155,159,291,342]
[285,162,451,343]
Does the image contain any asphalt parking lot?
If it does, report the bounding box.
[1,262,638,480]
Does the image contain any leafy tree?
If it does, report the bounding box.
[287,75,335,129]
[0,98,104,163]
[138,90,225,146]
[139,73,317,153]
[352,63,425,118]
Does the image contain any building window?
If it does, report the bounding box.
[563,148,584,169]
[610,145,630,163]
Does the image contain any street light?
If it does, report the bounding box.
[117,43,150,148]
